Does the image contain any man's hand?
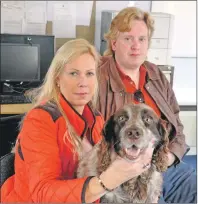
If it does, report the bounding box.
[167,152,176,166]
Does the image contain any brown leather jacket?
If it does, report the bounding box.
[97,55,189,162]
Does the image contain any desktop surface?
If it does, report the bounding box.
[0,103,33,114]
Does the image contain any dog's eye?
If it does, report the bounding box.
[143,116,153,124]
[118,115,126,122]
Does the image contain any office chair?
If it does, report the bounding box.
[0,152,15,187]
[0,114,24,157]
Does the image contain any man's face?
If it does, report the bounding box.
[111,20,149,70]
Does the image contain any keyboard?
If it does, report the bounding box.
[0,94,32,104]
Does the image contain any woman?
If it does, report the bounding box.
[1,39,154,203]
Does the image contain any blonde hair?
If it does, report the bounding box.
[27,38,100,159]
[104,7,155,56]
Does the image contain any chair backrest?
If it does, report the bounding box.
[0,153,15,187]
[0,114,24,157]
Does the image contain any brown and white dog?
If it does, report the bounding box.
[77,103,171,203]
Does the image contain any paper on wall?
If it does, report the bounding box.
[23,23,46,35]
[2,21,23,34]
[1,1,25,9]
[52,2,76,38]
[1,6,24,22]
[1,20,22,35]
[1,5,24,34]
[1,1,47,35]
[25,8,46,24]
[48,1,93,26]
[25,1,47,24]
[22,1,47,35]
[46,1,53,21]
[76,1,93,26]
[47,1,62,21]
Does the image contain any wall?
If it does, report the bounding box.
[172,57,196,105]
[129,1,151,11]
[94,1,129,52]
[151,1,196,57]
[95,1,152,51]
[150,1,196,105]
[46,1,96,51]
[149,1,196,155]
[96,1,196,105]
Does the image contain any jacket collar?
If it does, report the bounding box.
[103,56,161,92]
[59,94,95,137]
[143,61,161,81]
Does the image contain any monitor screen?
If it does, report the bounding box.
[0,43,40,82]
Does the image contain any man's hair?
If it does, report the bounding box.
[103,7,155,56]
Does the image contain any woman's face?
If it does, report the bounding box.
[57,53,97,114]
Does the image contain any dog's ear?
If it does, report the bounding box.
[158,121,165,139]
[102,115,116,143]
[158,119,172,141]
[153,119,170,172]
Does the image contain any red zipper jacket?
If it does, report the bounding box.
[1,94,104,203]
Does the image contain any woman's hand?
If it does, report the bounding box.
[99,140,155,190]
[81,137,93,155]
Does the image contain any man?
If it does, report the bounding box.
[97,7,196,203]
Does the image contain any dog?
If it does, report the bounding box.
[77,103,171,203]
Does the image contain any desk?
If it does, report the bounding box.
[1,104,33,114]
[1,104,196,114]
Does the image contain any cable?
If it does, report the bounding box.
[3,83,24,94]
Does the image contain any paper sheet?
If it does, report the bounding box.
[22,1,47,34]
[25,9,46,24]
[25,1,47,23]
[1,6,24,22]
[23,23,46,35]
[52,2,76,38]
[76,1,93,26]
[2,21,23,34]
[1,1,25,9]
[47,1,62,21]
[1,1,47,35]
[1,5,24,34]
[48,1,93,26]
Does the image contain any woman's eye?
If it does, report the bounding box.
[125,37,130,41]
[87,72,95,76]
[70,72,78,76]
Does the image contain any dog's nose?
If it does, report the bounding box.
[126,127,143,139]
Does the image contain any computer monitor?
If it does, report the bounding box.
[0,43,40,82]
[1,34,55,81]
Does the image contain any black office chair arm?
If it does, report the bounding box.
[0,152,15,187]
[0,114,25,123]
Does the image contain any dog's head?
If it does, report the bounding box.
[102,103,170,171]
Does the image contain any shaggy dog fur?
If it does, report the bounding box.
[77,103,171,203]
